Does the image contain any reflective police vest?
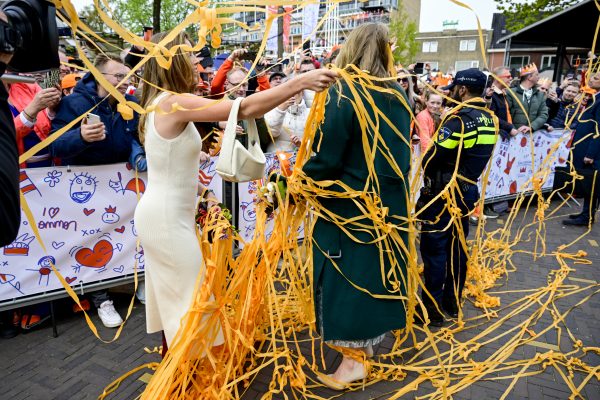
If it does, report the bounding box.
[424,98,499,185]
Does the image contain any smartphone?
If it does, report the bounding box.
[86,113,101,125]
[413,62,424,75]
[143,27,153,42]
[39,69,60,89]
[240,51,257,61]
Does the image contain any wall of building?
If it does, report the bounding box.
[415,29,491,73]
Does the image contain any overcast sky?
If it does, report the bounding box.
[69,0,500,32]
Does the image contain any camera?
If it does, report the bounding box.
[1,0,59,73]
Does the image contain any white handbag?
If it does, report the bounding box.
[215,97,267,182]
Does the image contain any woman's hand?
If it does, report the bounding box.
[24,87,61,118]
[277,97,295,111]
[299,69,338,92]
[290,135,301,146]
[199,151,210,163]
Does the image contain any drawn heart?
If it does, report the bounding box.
[114,226,125,234]
[125,162,133,171]
[48,207,60,219]
[83,208,95,216]
[51,241,65,250]
[113,265,124,274]
[75,240,113,268]
[65,277,76,284]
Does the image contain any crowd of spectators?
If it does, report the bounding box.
[1,38,598,337]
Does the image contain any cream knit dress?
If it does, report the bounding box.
[134,92,223,347]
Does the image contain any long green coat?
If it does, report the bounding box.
[302,82,411,342]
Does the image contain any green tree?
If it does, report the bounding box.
[79,4,105,33]
[108,0,196,34]
[495,0,581,32]
[388,1,419,66]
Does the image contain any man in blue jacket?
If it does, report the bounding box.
[50,53,139,328]
[51,53,139,165]
[563,71,600,226]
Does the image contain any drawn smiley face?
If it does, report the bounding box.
[69,173,98,204]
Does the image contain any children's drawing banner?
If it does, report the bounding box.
[480,129,571,200]
[0,160,223,303]
[238,152,305,248]
[1,131,569,302]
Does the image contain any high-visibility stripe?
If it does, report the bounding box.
[478,126,497,132]
[464,139,476,148]
[476,135,498,145]
[438,139,459,149]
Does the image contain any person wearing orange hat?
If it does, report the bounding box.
[60,73,80,96]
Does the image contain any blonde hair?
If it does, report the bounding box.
[138,31,196,144]
[334,23,393,82]
[94,53,123,70]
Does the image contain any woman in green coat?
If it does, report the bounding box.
[300,23,411,389]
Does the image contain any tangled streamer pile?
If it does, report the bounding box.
[13,0,600,399]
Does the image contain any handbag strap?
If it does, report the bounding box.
[222,97,260,150]
[220,97,244,161]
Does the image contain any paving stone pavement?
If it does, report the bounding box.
[0,201,599,400]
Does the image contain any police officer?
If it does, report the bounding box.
[417,68,499,326]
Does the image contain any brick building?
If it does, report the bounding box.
[414,21,492,74]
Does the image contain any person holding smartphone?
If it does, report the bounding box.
[210,48,270,97]
[49,53,140,328]
[7,77,60,168]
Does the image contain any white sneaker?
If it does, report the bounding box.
[136,282,146,304]
[98,300,123,328]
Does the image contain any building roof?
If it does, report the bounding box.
[498,0,597,49]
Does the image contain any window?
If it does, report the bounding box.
[455,60,479,71]
[540,55,556,70]
[509,55,530,69]
[459,39,476,51]
[290,26,301,35]
[422,41,438,53]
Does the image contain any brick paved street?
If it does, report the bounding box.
[1,200,599,400]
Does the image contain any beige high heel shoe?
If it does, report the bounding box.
[317,360,370,391]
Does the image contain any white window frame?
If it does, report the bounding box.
[509,55,530,68]
[540,55,556,70]
[459,39,476,52]
[455,60,479,71]
[422,41,438,53]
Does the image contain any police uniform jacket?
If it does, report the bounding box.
[422,98,499,187]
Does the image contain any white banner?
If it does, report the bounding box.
[480,129,571,199]
[266,6,279,53]
[0,130,570,302]
[0,161,223,302]
[302,2,320,41]
[238,152,304,247]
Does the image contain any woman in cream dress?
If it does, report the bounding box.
[134,31,337,350]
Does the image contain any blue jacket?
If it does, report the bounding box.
[571,93,600,171]
[50,72,139,165]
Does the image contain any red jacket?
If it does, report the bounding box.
[9,83,53,167]
[210,58,270,97]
